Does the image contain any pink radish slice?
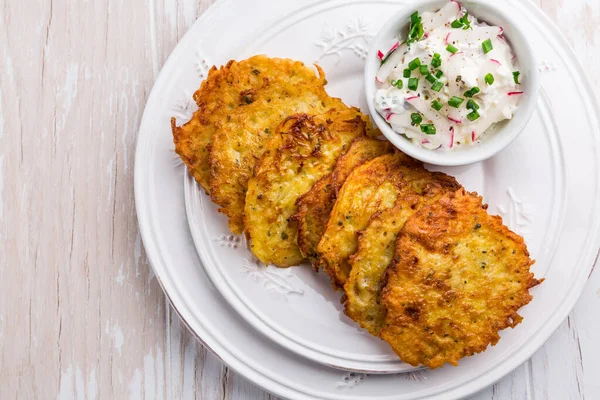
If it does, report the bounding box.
[406,95,419,101]
[490,59,501,65]
[450,51,464,58]
[471,131,476,141]
[377,50,385,60]
[375,42,407,83]
[448,116,462,124]
[422,1,461,32]
[386,113,394,121]
[508,91,523,96]
[444,32,451,45]
[422,138,430,144]
[388,41,400,53]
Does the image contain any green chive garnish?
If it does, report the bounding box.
[435,70,443,79]
[464,87,480,98]
[408,57,421,70]
[431,100,443,111]
[451,19,463,28]
[467,110,480,121]
[513,71,521,84]
[403,69,411,78]
[482,39,493,54]
[485,73,495,85]
[408,77,419,91]
[421,124,436,135]
[460,12,472,30]
[446,44,459,54]
[431,57,441,68]
[425,74,436,84]
[419,65,429,75]
[448,96,464,108]
[431,81,444,92]
[391,79,403,89]
[466,99,479,110]
[411,113,423,125]
[408,12,424,44]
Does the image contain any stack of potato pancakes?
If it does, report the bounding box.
[172,55,542,369]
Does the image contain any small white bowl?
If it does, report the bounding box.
[365,0,539,166]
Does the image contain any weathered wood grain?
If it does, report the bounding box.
[0,0,598,399]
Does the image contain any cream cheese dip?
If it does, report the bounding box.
[374,1,523,150]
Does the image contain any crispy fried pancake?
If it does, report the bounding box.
[293,137,395,264]
[208,60,350,234]
[173,56,304,193]
[343,172,461,336]
[244,109,370,267]
[380,189,541,368]
[316,152,421,289]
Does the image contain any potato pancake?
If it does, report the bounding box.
[316,152,421,289]
[208,59,350,234]
[293,137,395,265]
[343,172,460,336]
[244,108,370,267]
[173,56,309,193]
[380,189,541,368]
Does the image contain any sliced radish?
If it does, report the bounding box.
[406,96,453,133]
[448,116,462,124]
[446,26,502,44]
[375,42,407,83]
[377,50,385,60]
[449,51,464,58]
[388,41,400,53]
[471,131,476,141]
[444,32,451,45]
[422,1,461,32]
[507,91,523,96]
[490,59,501,65]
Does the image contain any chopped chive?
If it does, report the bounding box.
[431,57,441,68]
[403,68,411,78]
[419,65,429,75]
[448,96,464,108]
[467,110,480,121]
[446,44,459,54]
[408,12,424,44]
[435,70,443,79]
[391,79,403,89]
[410,11,419,24]
[420,124,436,135]
[431,81,444,92]
[431,100,443,111]
[464,86,480,98]
[425,74,436,84]
[411,113,423,125]
[451,19,463,28]
[408,77,419,91]
[485,73,495,85]
[460,12,472,30]
[408,57,421,70]
[513,71,521,84]
[466,99,479,110]
[482,38,493,54]
[433,52,441,59]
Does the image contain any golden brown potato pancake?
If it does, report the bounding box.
[244,108,370,267]
[343,172,460,336]
[380,189,541,368]
[293,137,395,265]
[208,59,350,234]
[316,152,421,289]
[173,56,301,193]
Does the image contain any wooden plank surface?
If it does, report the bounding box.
[0,0,598,398]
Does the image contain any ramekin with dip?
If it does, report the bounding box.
[374,1,523,150]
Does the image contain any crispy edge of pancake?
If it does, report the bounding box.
[379,188,542,368]
[208,64,343,234]
[316,152,420,289]
[343,172,461,335]
[292,137,396,266]
[244,108,369,267]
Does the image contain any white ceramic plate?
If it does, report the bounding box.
[135,0,600,398]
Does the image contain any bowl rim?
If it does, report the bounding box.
[364,0,540,166]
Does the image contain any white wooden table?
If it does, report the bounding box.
[1,0,599,398]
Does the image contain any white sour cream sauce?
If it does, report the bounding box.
[374,1,522,150]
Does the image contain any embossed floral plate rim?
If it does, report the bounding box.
[135,0,600,398]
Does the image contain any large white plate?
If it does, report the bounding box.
[135,0,600,398]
